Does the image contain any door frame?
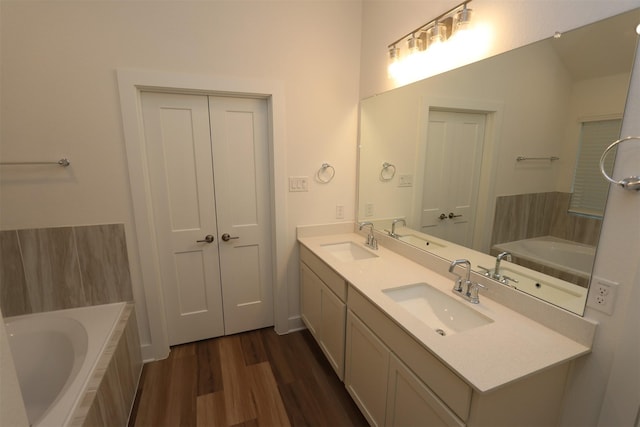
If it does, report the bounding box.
[117,69,289,360]
[413,97,504,253]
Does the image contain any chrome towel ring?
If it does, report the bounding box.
[380,162,396,181]
[600,136,640,192]
[316,162,335,183]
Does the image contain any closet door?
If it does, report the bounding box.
[140,92,274,345]
[141,91,224,345]
[209,96,274,335]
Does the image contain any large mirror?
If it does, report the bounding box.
[358,9,639,315]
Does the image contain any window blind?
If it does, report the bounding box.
[569,119,621,217]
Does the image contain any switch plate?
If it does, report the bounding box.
[587,276,619,315]
[365,203,374,217]
[288,176,309,192]
[398,174,413,187]
[336,205,344,219]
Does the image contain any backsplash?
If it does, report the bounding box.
[0,224,133,317]
[491,192,602,247]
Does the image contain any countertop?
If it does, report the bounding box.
[298,232,592,393]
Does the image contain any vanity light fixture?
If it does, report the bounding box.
[387,0,489,83]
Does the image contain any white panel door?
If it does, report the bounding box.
[209,96,273,335]
[421,110,486,247]
[141,92,224,345]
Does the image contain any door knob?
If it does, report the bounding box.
[221,233,239,242]
[448,212,463,219]
[439,213,447,220]
[197,235,215,243]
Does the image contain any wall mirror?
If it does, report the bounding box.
[358,9,639,315]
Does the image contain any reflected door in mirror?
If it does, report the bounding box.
[420,111,486,247]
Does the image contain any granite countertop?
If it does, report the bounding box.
[298,232,592,393]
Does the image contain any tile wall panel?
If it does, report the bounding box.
[491,192,602,248]
[18,227,86,312]
[75,224,133,304]
[0,231,30,316]
[0,224,133,316]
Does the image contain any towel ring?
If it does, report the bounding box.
[599,136,640,192]
[316,162,335,183]
[380,162,396,182]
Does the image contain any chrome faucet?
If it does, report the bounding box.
[358,221,378,250]
[492,251,512,281]
[448,259,485,304]
[389,218,406,238]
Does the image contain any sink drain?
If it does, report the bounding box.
[435,329,446,336]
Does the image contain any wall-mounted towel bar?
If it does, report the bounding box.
[0,158,70,167]
[516,156,559,162]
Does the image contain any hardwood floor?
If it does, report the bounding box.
[129,328,368,426]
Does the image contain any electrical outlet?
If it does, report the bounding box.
[335,205,344,219]
[587,277,619,315]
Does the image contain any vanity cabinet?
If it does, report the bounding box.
[347,285,570,427]
[299,241,572,427]
[299,246,347,379]
[345,308,466,427]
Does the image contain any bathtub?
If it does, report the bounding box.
[4,302,126,427]
[493,235,596,280]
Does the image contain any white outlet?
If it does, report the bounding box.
[336,205,344,219]
[587,277,619,315]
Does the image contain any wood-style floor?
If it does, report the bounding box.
[128,328,368,426]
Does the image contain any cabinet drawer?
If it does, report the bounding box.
[300,245,347,301]
[348,286,472,421]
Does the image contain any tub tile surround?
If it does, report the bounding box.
[71,304,143,427]
[0,224,133,316]
[297,223,597,393]
[491,191,602,247]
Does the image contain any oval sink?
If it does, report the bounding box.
[383,282,493,336]
[321,241,378,262]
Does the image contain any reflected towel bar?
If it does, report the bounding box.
[516,156,559,162]
[0,158,70,167]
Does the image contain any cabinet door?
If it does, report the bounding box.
[320,286,346,380]
[345,311,389,427]
[386,354,465,427]
[300,263,322,338]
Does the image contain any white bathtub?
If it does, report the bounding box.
[4,302,125,427]
[493,235,596,279]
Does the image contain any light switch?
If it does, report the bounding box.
[289,176,309,192]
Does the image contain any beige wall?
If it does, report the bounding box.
[359,2,640,426]
[0,1,362,353]
[1,1,638,425]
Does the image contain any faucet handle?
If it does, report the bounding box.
[468,281,486,303]
[477,265,492,276]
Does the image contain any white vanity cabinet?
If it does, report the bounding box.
[298,239,576,427]
[299,245,347,379]
[345,310,464,427]
[347,285,570,427]
[346,289,469,427]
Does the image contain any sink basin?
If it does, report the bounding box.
[321,242,378,262]
[383,283,493,336]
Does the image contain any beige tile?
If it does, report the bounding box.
[96,355,128,427]
[0,230,30,316]
[74,224,133,304]
[18,227,86,312]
